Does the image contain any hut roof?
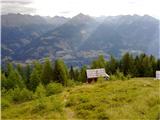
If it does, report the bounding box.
[86,68,109,79]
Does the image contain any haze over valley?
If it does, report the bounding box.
[2,13,159,66]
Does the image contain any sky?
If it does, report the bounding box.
[1,0,160,19]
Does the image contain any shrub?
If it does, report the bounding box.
[77,109,91,118]
[5,87,34,103]
[46,82,63,96]
[34,83,46,99]
[115,70,126,80]
[126,74,131,80]
[51,97,64,112]
[65,95,79,107]
[76,102,97,111]
[1,98,10,109]
[78,95,90,103]
[109,70,129,80]
[97,77,106,83]
[1,88,7,97]
[8,86,21,102]
[67,79,76,87]
[96,111,109,120]
[32,98,46,113]
[20,88,33,102]
[109,75,117,81]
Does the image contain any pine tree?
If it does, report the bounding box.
[41,59,54,85]
[121,53,134,75]
[6,63,14,76]
[24,64,31,88]
[78,65,87,83]
[17,64,25,79]
[29,68,41,91]
[133,56,140,77]
[34,83,46,98]
[157,59,160,70]
[1,73,7,89]
[69,66,75,80]
[54,59,69,86]
[142,56,153,77]
[135,54,147,77]
[7,69,24,89]
[149,55,157,76]
[34,61,42,76]
[106,55,117,74]
[91,55,106,69]
[74,69,80,81]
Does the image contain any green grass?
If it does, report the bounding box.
[2,78,160,119]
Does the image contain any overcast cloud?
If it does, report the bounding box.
[1,0,36,15]
[1,0,160,19]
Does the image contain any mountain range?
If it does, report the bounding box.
[1,13,159,66]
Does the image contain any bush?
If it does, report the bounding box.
[78,95,90,103]
[96,112,109,120]
[32,98,46,113]
[97,77,106,83]
[20,88,34,102]
[34,83,46,99]
[126,74,132,80]
[65,95,77,107]
[77,109,91,118]
[46,82,63,96]
[109,75,117,81]
[76,102,97,111]
[1,98,10,109]
[9,87,21,102]
[51,97,64,112]
[67,79,76,87]
[109,70,129,80]
[115,70,126,80]
[5,87,34,103]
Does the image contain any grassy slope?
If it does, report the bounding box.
[2,78,160,120]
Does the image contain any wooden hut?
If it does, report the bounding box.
[86,68,109,83]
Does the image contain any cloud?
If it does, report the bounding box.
[1,0,36,14]
[1,0,159,19]
[1,0,33,5]
[59,11,71,14]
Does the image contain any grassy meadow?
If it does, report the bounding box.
[2,78,160,119]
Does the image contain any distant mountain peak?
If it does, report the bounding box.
[73,13,91,18]
[70,13,94,24]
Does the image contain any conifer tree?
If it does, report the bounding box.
[34,83,46,98]
[25,64,31,88]
[29,68,41,91]
[106,55,117,74]
[17,64,25,79]
[121,53,134,75]
[149,55,157,76]
[6,63,14,76]
[78,65,87,83]
[157,59,160,70]
[74,69,80,81]
[91,55,106,68]
[69,66,75,80]
[1,73,7,89]
[142,56,153,77]
[7,69,24,89]
[34,61,42,76]
[54,59,69,86]
[41,59,54,85]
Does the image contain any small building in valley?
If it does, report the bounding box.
[86,68,109,83]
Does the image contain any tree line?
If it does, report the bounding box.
[1,53,160,92]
